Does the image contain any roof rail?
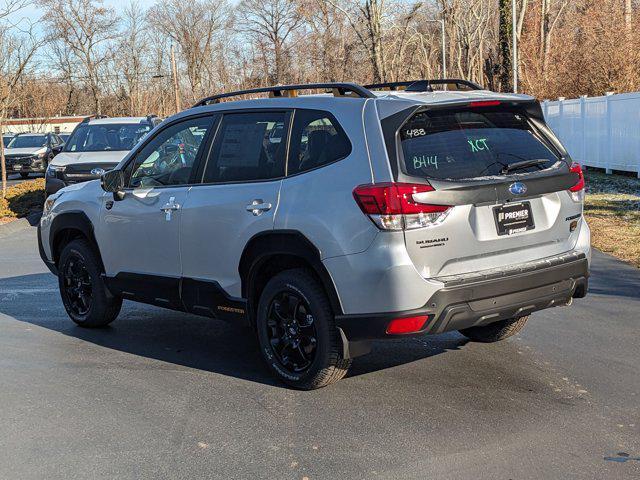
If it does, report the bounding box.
[364,79,483,92]
[80,115,108,124]
[193,82,375,107]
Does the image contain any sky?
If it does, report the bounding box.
[7,0,159,31]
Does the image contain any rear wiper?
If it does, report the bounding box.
[501,158,548,174]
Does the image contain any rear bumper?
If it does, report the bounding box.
[335,251,588,342]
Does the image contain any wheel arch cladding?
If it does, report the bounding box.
[239,231,344,320]
[50,211,105,272]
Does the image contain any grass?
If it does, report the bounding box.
[584,170,640,267]
[0,178,46,224]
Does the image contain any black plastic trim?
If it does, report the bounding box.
[335,253,589,342]
[239,230,343,316]
[181,277,248,322]
[105,272,182,310]
[193,82,375,107]
[37,223,58,275]
[102,273,249,323]
[48,211,104,271]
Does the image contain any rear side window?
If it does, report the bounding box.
[288,110,351,175]
[203,112,287,183]
[399,108,560,180]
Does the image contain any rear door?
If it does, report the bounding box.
[179,110,290,313]
[391,102,583,278]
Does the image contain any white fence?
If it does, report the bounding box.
[542,92,640,177]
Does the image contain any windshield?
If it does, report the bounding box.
[65,123,151,152]
[399,108,561,180]
[7,135,47,149]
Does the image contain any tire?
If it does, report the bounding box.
[256,269,351,390]
[459,315,529,343]
[58,239,122,328]
[19,172,29,179]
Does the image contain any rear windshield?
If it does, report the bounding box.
[399,108,561,180]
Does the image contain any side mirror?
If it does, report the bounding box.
[100,169,125,200]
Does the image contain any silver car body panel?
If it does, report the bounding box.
[40,88,591,319]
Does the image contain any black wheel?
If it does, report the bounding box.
[58,239,122,327]
[19,172,29,179]
[256,269,351,390]
[459,315,529,343]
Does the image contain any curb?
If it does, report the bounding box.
[0,212,42,238]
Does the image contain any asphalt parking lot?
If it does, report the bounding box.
[0,222,638,479]
[4,172,43,188]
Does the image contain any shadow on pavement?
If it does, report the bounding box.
[0,272,469,388]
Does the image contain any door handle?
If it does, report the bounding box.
[160,196,181,221]
[246,199,272,216]
[160,203,180,212]
[160,197,181,212]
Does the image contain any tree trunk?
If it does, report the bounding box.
[625,0,632,32]
[499,0,512,91]
[540,0,550,79]
[0,119,6,198]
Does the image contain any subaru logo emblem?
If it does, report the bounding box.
[509,182,527,196]
[91,168,105,176]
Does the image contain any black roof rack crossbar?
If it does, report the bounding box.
[81,115,108,124]
[193,82,375,107]
[364,79,483,92]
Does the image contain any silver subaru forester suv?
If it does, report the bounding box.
[39,80,590,389]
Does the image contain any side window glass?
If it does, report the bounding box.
[288,110,351,175]
[202,112,287,183]
[128,116,214,188]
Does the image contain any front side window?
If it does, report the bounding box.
[399,108,561,180]
[128,116,214,188]
[202,112,287,183]
[7,135,48,148]
[65,123,152,152]
[288,110,351,175]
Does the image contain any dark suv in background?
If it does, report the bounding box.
[4,132,65,178]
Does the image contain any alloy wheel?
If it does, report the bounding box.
[266,291,318,373]
[62,254,93,316]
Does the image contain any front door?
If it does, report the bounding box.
[180,110,290,316]
[97,115,216,307]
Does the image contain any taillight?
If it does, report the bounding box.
[353,182,451,230]
[569,162,585,192]
[386,315,430,335]
[469,100,501,108]
[568,162,585,202]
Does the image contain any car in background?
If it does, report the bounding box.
[45,116,161,196]
[2,133,16,147]
[4,132,65,178]
[57,133,71,144]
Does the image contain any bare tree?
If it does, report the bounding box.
[297,1,354,82]
[324,0,391,83]
[238,0,303,84]
[539,0,568,80]
[40,0,119,115]
[148,0,229,102]
[116,1,150,115]
[0,0,42,196]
